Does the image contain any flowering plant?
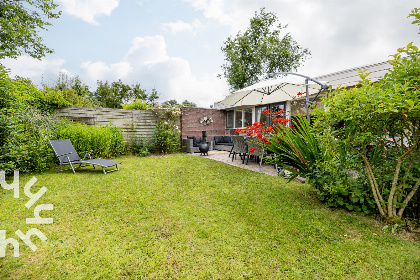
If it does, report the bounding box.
[234,109,290,153]
[151,104,182,153]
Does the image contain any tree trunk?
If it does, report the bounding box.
[356,146,386,216]
[397,180,420,218]
[387,158,402,217]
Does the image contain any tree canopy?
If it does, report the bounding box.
[0,0,61,59]
[220,8,310,92]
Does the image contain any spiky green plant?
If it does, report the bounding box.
[263,116,330,182]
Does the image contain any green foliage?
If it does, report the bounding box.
[409,7,420,34]
[11,74,93,112]
[55,120,126,159]
[0,65,60,174]
[263,116,328,181]
[262,116,379,215]
[131,85,160,106]
[181,100,197,107]
[313,26,420,218]
[0,0,61,59]
[122,99,148,110]
[221,8,310,91]
[91,81,151,108]
[151,105,182,154]
[310,147,377,214]
[163,99,179,106]
[128,137,151,157]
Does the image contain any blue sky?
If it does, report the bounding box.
[2,0,419,107]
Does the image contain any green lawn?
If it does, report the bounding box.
[1,154,419,279]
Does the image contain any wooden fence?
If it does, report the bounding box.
[55,106,177,142]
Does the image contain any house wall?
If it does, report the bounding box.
[181,107,229,139]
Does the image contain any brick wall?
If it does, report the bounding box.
[181,107,229,140]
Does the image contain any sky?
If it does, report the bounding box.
[1,0,419,108]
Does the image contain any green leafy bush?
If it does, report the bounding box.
[310,147,377,214]
[0,65,60,174]
[55,120,126,158]
[128,137,151,157]
[151,105,181,154]
[122,99,148,110]
[258,116,378,214]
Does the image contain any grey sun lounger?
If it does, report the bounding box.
[49,139,121,174]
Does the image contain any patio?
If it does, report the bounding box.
[189,150,306,183]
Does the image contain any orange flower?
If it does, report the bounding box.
[249,148,256,153]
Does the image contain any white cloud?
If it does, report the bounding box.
[161,19,202,34]
[125,36,168,64]
[184,0,234,26]
[79,35,228,107]
[57,0,119,25]
[1,56,68,86]
[80,61,132,82]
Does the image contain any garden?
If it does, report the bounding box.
[1,4,420,279]
[1,155,420,279]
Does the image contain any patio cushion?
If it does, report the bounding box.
[187,136,202,147]
[223,136,232,143]
[187,136,195,146]
[194,137,201,146]
[214,136,224,144]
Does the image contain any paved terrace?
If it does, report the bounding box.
[189,150,280,177]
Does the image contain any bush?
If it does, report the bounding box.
[151,105,181,154]
[122,99,148,110]
[128,137,151,157]
[0,66,60,174]
[152,123,181,154]
[55,120,126,158]
[310,147,377,214]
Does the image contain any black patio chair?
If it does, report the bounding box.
[49,139,121,174]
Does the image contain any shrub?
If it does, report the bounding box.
[128,137,151,157]
[0,65,60,174]
[122,99,148,110]
[55,120,126,158]
[151,105,181,154]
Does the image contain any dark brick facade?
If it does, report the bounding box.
[181,107,229,140]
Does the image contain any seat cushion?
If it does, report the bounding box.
[223,136,232,143]
[214,136,224,145]
[187,136,195,146]
[194,137,201,147]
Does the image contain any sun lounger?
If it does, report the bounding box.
[49,139,121,174]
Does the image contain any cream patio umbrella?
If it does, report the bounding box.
[219,73,329,122]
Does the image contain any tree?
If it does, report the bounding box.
[220,8,310,92]
[181,100,197,107]
[313,9,420,221]
[93,80,132,108]
[163,99,179,107]
[132,85,160,106]
[0,0,61,59]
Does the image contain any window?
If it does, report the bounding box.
[255,102,286,124]
[226,107,253,128]
[235,110,242,128]
[244,108,252,127]
[226,111,234,128]
[255,105,269,124]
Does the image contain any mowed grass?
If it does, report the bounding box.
[1,154,419,279]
